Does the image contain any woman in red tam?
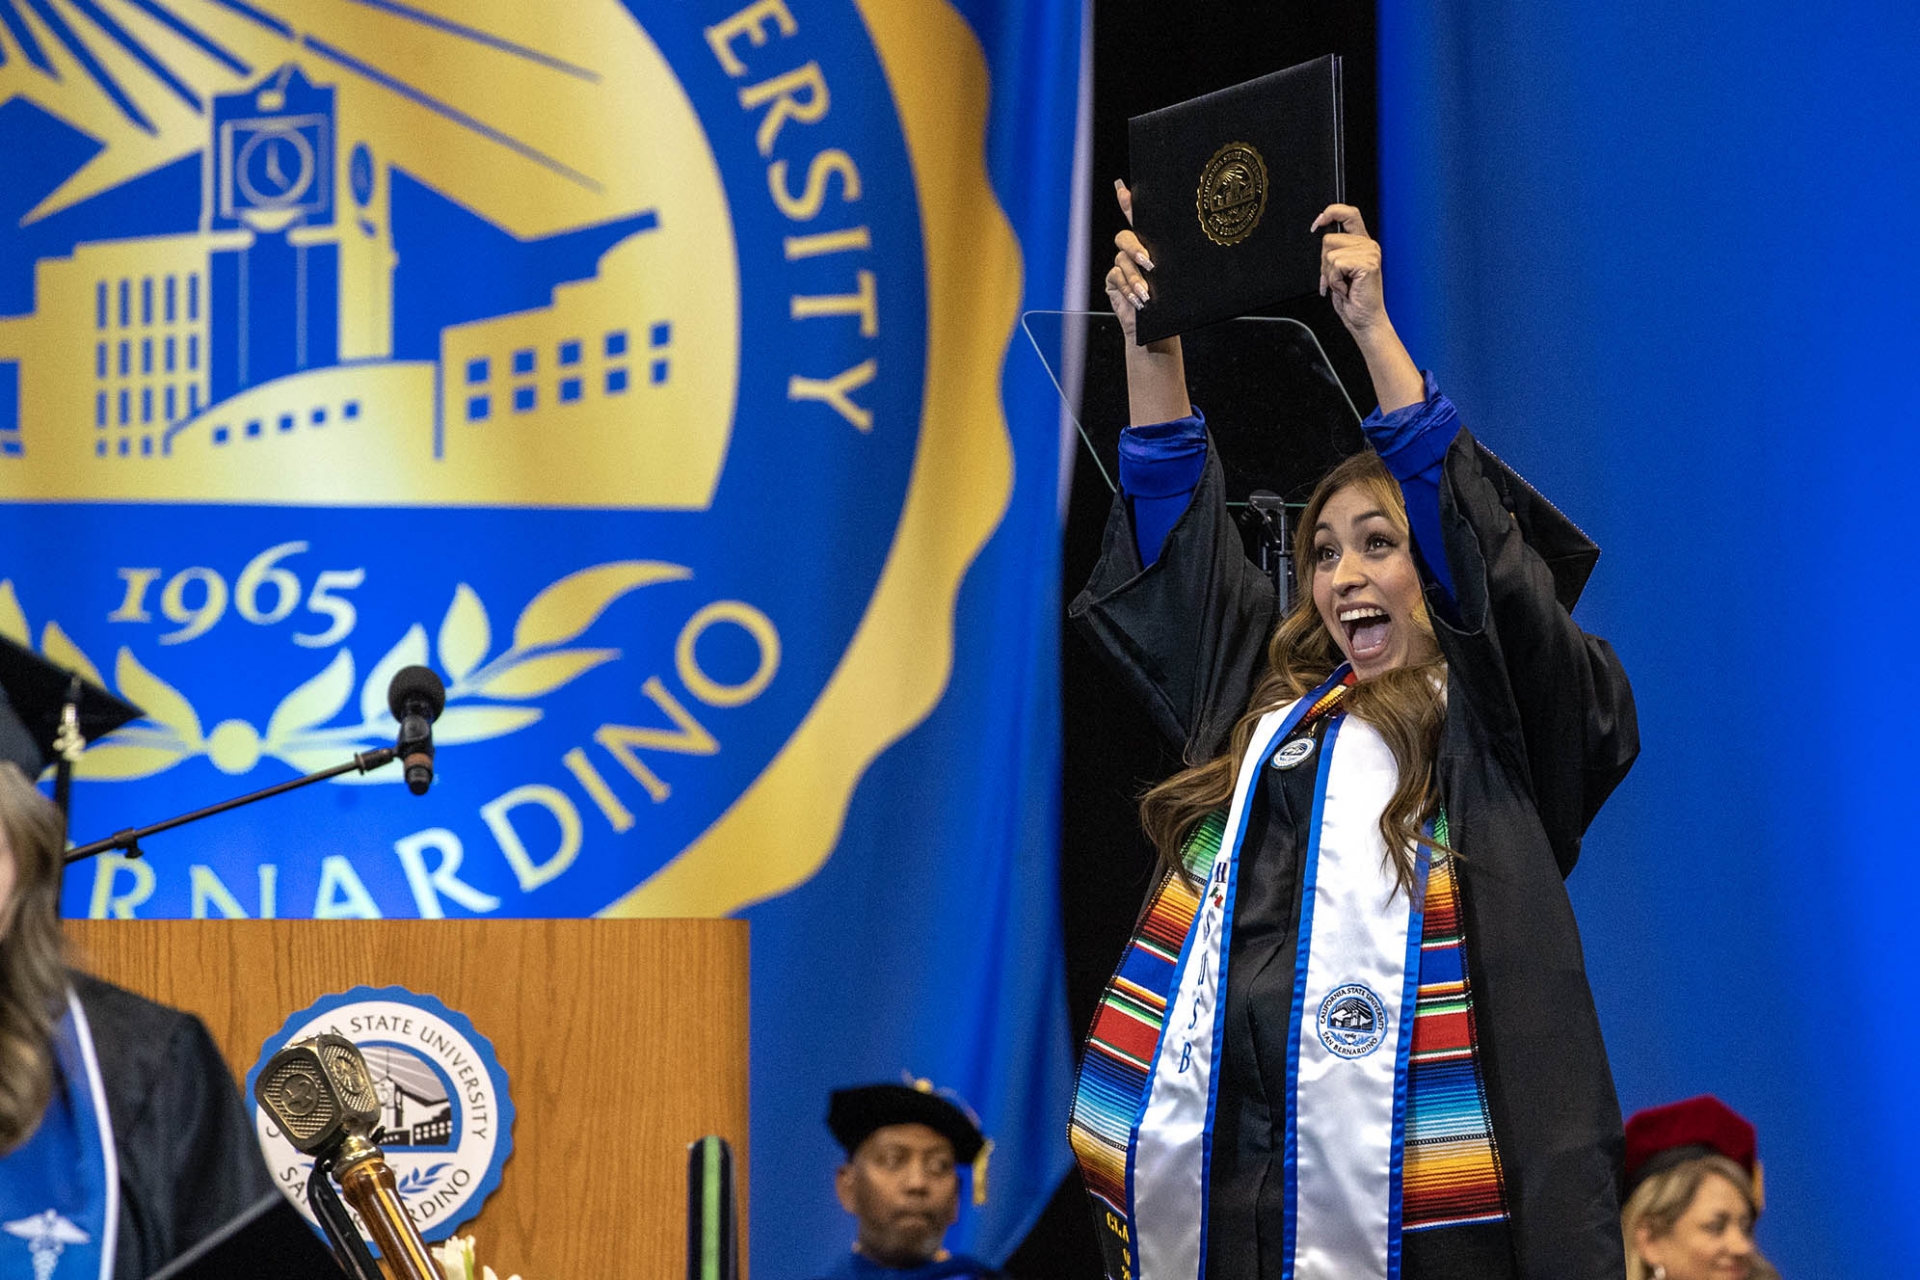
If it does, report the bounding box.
[1620,1096,1777,1280]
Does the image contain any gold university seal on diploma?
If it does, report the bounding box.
[1196,141,1268,246]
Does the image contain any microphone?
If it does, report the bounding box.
[255,1034,441,1280]
[386,666,446,796]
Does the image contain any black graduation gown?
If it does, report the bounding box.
[70,974,279,1279]
[1068,427,1639,1280]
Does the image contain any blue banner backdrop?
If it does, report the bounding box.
[0,0,1080,1268]
[1379,3,1920,1275]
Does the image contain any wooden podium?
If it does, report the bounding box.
[66,918,749,1279]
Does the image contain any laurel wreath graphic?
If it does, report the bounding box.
[0,561,691,784]
[395,1163,453,1197]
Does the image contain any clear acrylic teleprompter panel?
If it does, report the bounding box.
[1021,311,1365,505]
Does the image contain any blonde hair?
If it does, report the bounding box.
[1622,1154,1774,1280]
[1139,450,1447,891]
[0,762,69,1153]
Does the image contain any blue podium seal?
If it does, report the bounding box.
[246,986,515,1244]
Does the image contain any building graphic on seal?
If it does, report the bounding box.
[0,1,740,509]
[1326,997,1376,1030]
[1318,983,1389,1058]
[363,1042,456,1149]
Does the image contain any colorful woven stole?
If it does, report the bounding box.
[1401,817,1507,1232]
[1069,809,1223,1270]
[1068,697,1508,1280]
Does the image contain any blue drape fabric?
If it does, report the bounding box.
[1378,3,1920,1274]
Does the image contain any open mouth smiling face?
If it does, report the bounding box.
[1337,603,1396,665]
[1311,481,1438,680]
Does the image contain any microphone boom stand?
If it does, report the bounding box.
[64,746,399,866]
[1247,490,1298,618]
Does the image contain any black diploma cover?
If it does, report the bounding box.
[1128,55,1345,344]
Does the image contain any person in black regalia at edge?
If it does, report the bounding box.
[0,640,334,1280]
[1064,183,1639,1280]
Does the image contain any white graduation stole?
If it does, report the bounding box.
[1129,694,1426,1280]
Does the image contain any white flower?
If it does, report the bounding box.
[430,1234,478,1280]
[429,1235,524,1280]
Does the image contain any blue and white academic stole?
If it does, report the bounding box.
[1128,675,1428,1280]
[0,991,119,1280]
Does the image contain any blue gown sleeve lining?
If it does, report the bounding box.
[1361,371,1460,604]
[1118,408,1207,568]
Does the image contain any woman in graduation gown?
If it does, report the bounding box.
[1065,189,1638,1280]
[0,762,280,1279]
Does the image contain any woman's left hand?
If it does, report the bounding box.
[1311,204,1388,336]
[1310,204,1423,412]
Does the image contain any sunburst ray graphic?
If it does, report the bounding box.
[0,0,613,226]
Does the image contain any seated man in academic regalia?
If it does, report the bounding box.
[0,639,335,1280]
[810,1081,1004,1280]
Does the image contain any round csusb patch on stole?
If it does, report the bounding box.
[1317,983,1389,1059]
[247,987,515,1245]
[1269,735,1316,770]
[1196,141,1269,246]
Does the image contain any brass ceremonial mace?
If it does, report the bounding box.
[333,1145,439,1280]
[255,1034,442,1280]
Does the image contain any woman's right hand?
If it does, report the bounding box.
[1105,180,1156,343]
[1107,180,1190,425]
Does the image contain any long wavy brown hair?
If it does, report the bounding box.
[1139,450,1448,892]
[0,762,69,1153]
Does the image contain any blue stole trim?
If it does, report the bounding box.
[1,989,119,1280]
[1279,712,1341,1279]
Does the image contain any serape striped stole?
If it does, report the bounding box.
[1068,789,1508,1279]
[1069,811,1224,1280]
[1402,822,1508,1234]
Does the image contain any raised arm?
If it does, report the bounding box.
[1107,179,1190,425]
[1071,184,1277,758]
[1312,203,1458,604]
[1106,180,1205,571]
[1312,203,1638,869]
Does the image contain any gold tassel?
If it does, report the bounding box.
[973,1138,993,1206]
[1752,1159,1765,1214]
